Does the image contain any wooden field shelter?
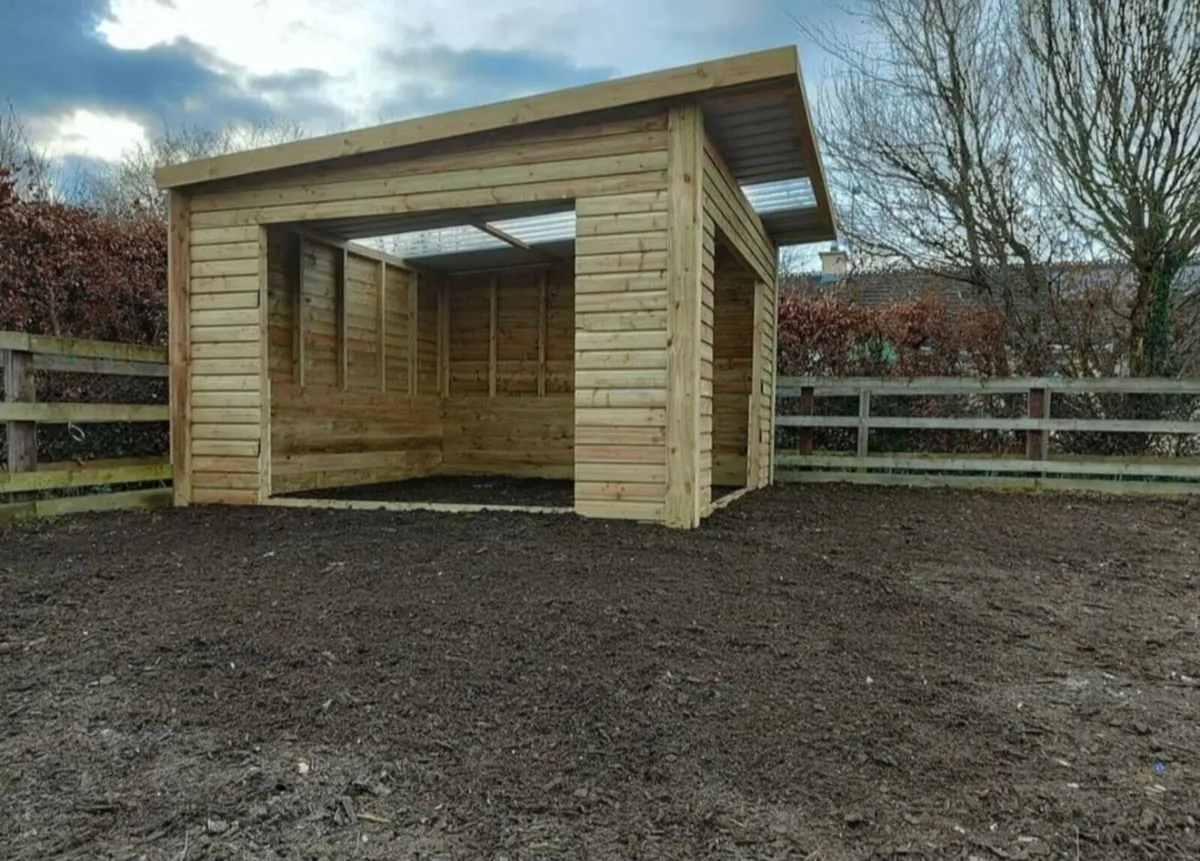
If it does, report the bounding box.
[155,46,836,528]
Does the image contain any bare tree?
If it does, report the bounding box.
[1017,0,1200,375]
[0,102,56,201]
[81,117,307,220]
[796,0,1083,371]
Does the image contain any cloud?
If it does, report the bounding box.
[0,0,338,148]
[374,41,619,120]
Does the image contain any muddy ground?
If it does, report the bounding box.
[1,484,1198,860]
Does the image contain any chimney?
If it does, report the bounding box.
[819,244,848,280]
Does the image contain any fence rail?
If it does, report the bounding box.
[775,375,1200,495]
[1,331,172,523]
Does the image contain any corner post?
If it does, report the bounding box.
[167,191,191,505]
[665,104,704,529]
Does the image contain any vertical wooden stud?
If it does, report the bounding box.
[294,237,308,387]
[1027,386,1049,460]
[857,387,870,460]
[665,104,704,529]
[338,248,349,391]
[3,346,36,477]
[408,272,420,395]
[488,274,498,398]
[257,227,272,501]
[798,386,815,456]
[537,270,548,397]
[438,281,450,397]
[166,191,191,505]
[767,273,779,485]
[747,281,765,487]
[378,260,387,392]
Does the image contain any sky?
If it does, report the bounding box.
[0,0,845,259]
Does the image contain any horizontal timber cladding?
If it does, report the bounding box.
[270,384,441,492]
[702,135,778,286]
[441,396,574,479]
[712,246,756,487]
[187,114,671,229]
[187,222,268,503]
[574,181,673,522]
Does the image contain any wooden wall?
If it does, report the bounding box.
[712,247,756,487]
[441,264,574,479]
[265,231,441,493]
[574,186,671,521]
[701,132,779,493]
[186,224,268,505]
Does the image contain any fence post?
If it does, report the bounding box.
[799,385,814,455]
[857,386,871,460]
[1026,385,1049,461]
[3,346,37,480]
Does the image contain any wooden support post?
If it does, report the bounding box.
[798,385,815,455]
[747,281,765,487]
[857,387,871,459]
[378,260,387,392]
[438,281,450,397]
[338,248,348,391]
[664,104,704,529]
[767,278,778,485]
[257,227,272,501]
[408,273,419,395]
[3,346,36,482]
[537,271,548,397]
[166,191,191,505]
[294,236,307,387]
[488,274,498,398]
[1027,386,1049,460]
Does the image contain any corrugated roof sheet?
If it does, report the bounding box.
[384,178,817,258]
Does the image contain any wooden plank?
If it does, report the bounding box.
[190,275,260,295]
[190,291,259,312]
[776,376,1200,397]
[192,391,262,408]
[746,280,765,486]
[190,325,260,343]
[24,354,167,379]
[664,104,703,529]
[0,459,170,493]
[0,403,168,423]
[538,270,547,397]
[263,497,572,515]
[0,331,167,364]
[257,227,271,500]
[192,440,260,457]
[191,226,260,246]
[338,248,348,391]
[378,260,387,392]
[294,236,307,386]
[572,499,665,521]
[191,258,258,278]
[489,275,498,398]
[857,388,870,459]
[408,272,419,394]
[775,470,1200,497]
[0,488,172,524]
[438,281,450,396]
[189,241,259,262]
[155,46,796,187]
[776,453,1200,478]
[777,415,1200,434]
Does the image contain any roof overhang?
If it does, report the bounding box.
[156,46,836,248]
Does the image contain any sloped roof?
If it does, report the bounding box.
[155,46,835,247]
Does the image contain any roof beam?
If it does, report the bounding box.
[470,220,564,263]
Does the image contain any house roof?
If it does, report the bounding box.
[154,46,835,247]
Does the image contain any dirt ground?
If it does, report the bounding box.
[2,484,1199,861]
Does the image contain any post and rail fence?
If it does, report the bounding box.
[774,376,1200,495]
[0,331,172,523]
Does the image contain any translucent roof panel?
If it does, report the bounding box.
[383,178,818,259]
